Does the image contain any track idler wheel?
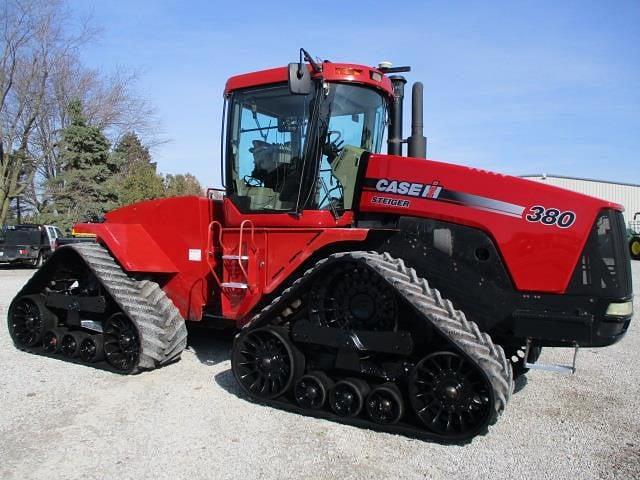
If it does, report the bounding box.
[43,328,66,353]
[409,351,493,438]
[79,334,105,363]
[294,371,334,410]
[8,294,56,348]
[232,326,305,400]
[103,313,141,373]
[61,331,89,358]
[366,383,404,425]
[329,378,370,417]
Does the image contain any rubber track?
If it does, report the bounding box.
[242,250,513,435]
[17,243,188,373]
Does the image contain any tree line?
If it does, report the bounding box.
[1,0,203,231]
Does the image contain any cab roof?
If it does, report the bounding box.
[224,62,394,98]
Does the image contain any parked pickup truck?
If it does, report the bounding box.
[0,224,63,267]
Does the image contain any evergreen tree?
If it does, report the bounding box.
[45,100,117,229]
[112,132,164,205]
[114,132,153,173]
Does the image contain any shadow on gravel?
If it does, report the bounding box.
[186,325,234,367]
[186,326,246,396]
[0,264,35,270]
[513,374,528,394]
[213,369,244,397]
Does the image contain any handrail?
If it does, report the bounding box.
[206,221,224,284]
[237,219,255,283]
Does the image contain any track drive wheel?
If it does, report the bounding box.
[329,378,370,417]
[294,371,334,410]
[308,262,398,331]
[366,383,404,425]
[8,294,56,348]
[409,351,493,438]
[103,313,141,373]
[232,326,305,400]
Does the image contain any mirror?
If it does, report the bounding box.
[288,63,311,95]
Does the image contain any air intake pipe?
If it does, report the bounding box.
[408,82,427,159]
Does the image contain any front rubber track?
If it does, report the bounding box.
[236,251,513,442]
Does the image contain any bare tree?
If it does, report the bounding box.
[0,0,161,225]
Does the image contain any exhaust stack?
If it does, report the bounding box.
[408,82,427,159]
[387,75,407,156]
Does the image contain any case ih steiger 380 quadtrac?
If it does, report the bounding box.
[8,50,633,443]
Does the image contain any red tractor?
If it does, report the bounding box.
[7,50,633,442]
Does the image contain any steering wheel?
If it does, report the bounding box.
[328,130,342,143]
[243,175,262,187]
[323,130,344,163]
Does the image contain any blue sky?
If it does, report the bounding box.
[70,0,640,187]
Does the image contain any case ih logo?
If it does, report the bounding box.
[366,176,527,219]
[375,179,443,199]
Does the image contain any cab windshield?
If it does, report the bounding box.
[226,82,387,213]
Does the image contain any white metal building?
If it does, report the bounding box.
[521,174,640,225]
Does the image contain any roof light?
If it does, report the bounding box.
[335,67,362,76]
[370,71,383,82]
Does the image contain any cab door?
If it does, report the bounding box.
[212,83,372,320]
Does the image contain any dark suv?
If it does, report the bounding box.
[0,224,62,267]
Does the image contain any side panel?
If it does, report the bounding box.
[217,227,369,322]
[358,154,623,293]
[74,196,222,322]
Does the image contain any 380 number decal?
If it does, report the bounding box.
[525,205,576,228]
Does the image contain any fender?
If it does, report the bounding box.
[72,222,177,273]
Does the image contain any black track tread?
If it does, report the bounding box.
[48,243,186,373]
[351,252,513,422]
[242,250,513,436]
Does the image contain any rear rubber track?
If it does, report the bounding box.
[13,242,188,373]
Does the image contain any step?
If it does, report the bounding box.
[524,340,578,375]
[221,282,248,289]
[222,255,249,260]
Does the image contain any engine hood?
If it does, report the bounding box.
[358,153,623,293]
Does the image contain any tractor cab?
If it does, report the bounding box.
[223,60,394,216]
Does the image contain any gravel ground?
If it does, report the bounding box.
[1,264,639,480]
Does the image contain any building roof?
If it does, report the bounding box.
[520,173,640,189]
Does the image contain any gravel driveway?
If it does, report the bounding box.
[1,264,638,480]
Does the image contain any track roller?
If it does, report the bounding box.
[8,294,56,348]
[43,328,66,353]
[232,326,305,400]
[329,378,370,417]
[61,331,89,358]
[79,334,105,363]
[366,383,404,425]
[294,371,334,410]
